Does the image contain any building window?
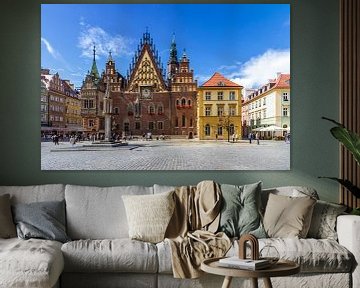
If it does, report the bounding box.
[263,97,266,106]
[83,99,94,109]
[229,91,235,100]
[135,122,141,130]
[189,118,193,127]
[148,104,155,114]
[229,106,236,116]
[205,106,211,116]
[114,107,119,114]
[124,122,130,133]
[217,126,223,136]
[182,114,186,127]
[217,106,224,116]
[229,124,235,135]
[205,124,210,136]
[217,92,223,100]
[148,121,155,130]
[181,98,186,106]
[187,99,192,107]
[157,121,164,130]
[283,92,289,101]
[205,92,211,100]
[157,105,163,115]
[283,107,289,116]
[263,109,267,119]
[175,117,179,127]
[88,119,95,127]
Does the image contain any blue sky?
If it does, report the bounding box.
[41,4,290,89]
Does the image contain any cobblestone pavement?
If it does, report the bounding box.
[41,139,290,170]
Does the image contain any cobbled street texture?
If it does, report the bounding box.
[41,139,290,170]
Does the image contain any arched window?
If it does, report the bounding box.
[157,105,163,115]
[181,98,186,106]
[148,104,155,114]
[176,99,180,106]
[205,124,210,136]
[187,99,192,107]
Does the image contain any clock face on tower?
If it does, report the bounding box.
[141,86,152,99]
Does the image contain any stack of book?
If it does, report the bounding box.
[218,257,271,270]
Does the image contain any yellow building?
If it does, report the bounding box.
[197,72,243,140]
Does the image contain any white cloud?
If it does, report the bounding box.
[41,37,61,60]
[229,49,290,89]
[78,22,133,59]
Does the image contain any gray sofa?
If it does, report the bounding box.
[0,183,359,288]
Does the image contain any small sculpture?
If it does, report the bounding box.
[238,234,259,260]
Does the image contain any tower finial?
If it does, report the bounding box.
[108,50,113,62]
[93,45,96,61]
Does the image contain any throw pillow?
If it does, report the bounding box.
[307,200,347,240]
[12,200,70,243]
[218,182,266,238]
[263,193,316,238]
[122,190,175,243]
[0,194,17,238]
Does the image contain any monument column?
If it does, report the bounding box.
[103,76,113,142]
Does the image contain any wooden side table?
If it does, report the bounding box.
[201,257,300,288]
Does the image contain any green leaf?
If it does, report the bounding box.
[318,177,360,198]
[330,126,360,165]
[322,117,360,165]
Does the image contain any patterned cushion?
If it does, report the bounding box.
[307,200,347,240]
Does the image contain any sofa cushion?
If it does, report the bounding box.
[218,182,266,238]
[0,238,64,288]
[157,237,353,274]
[65,185,153,239]
[0,194,16,238]
[0,184,65,204]
[12,200,70,243]
[263,193,316,238]
[261,186,319,213]
[307,200,347,240]
[61,239,158,273]
[122,191,175,243]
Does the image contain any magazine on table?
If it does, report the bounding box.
[218,257,271,270]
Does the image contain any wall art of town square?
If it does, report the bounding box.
[41,4,290,170]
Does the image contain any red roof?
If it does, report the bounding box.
[201,72,242,87]
[272,73,290,89]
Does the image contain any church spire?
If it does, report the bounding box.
[107,50,113,62]
[90,45,100,79]
[169,33,178,64]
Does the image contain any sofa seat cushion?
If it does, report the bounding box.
[0,238,64,288]
[157,238,354,274]
[61,239,158,273]
[227,238,354,273]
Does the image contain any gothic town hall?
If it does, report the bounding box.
[80,30,198,139]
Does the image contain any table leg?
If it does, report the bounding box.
[263,277,273,288]
[251,278,258,288]
[222,276,233,288]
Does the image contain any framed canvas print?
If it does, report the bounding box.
[41,3,290,170]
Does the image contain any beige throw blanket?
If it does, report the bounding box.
[165,181,231,278]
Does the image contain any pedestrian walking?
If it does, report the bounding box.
[248,133,252,144]
[256,132,260,145]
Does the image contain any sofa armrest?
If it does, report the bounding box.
[337,215,360,288]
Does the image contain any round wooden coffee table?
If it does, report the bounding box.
[201,257,300,288]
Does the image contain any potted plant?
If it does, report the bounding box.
[320,117,360,215]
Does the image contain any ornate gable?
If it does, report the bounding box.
[126,30,167,93]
